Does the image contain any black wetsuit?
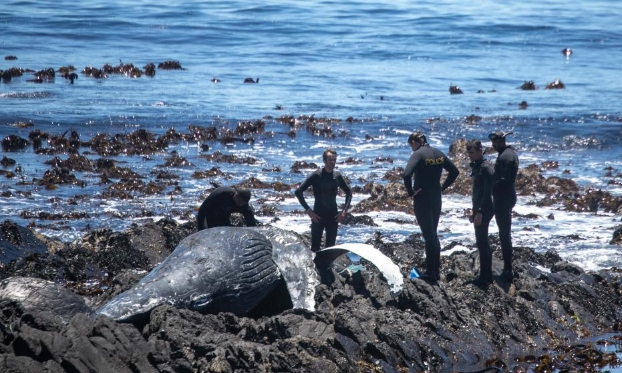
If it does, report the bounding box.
[197,186,257,230]
[470,158,495,283]
[403,145,459,280]
[492,145,519,273]
[295,168,352,252]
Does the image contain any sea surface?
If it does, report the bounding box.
[1,0,622,277]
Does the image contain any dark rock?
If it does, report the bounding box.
[0,221,50,265]
[1,135,29,152]
[519,80,537,90]
[0,220,621,372]
[611,225,622,245]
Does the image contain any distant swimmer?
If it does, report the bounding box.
[561,48,573,57]
[449,85,463,94]
[243,77,259,83]
[211,77,221,83]
[68,73,78,84]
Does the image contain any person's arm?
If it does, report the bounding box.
[474,163,493,214]
[295,172,321,222]
[336,173,352,211]
[402,153,418,196]
[441,156,460,191]
[294,172,315,211]
[241,206,257,227]
[335,173,352,222]
[197,204,206,230]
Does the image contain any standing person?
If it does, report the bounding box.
[197,186,257,230]
[488,131,519,281]
[295,148,352,252]
[403,132,459,282]
[466,139,495,287]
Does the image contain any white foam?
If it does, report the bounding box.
[262,192,622,272]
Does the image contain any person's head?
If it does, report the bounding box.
[233,188,251,207]
[322,148,337,172]
[407,131,427,151]
[466,139,484,162]
[488,131,512,152]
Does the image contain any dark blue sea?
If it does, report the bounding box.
[1,0,622,273]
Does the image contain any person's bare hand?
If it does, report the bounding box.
[335,210,346,223]
[306,209,320,223]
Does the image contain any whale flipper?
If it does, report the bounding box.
[253,226,319,311]
[315,243,404,295]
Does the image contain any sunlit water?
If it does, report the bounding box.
[1,1,621,270]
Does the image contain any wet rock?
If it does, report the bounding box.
[3,67,25,79]
[519,80,537,90]
[81,66,107,78]
[550,261,584,275]
[157,60,184,70]
[200,151,257,164]
[143,63,156,77]
[186,125,218,141]
[0,308,155,372]
[351,182,411,214]
[290,160,319,173]
[44,154,93,172]
[341,213,377,226]
[235,120,265,135]
[84,130,169,156]
[611,226,622,245]
[37,167,85,188]
[192,166,229,179]
[0,221,50,265]
[1,135,29,152]
[162,152,192,167]
[545,79,565,89]
[0,221,621,372]
[562,188,622,214]
[1,156,16,167]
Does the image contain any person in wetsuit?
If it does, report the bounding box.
[488,131,519,281]
[402,132,459,282]
[466,139,495,287]
[295,148,352,252]
[197,186,257,230]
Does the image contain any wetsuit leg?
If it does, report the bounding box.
[414,192,442,279]
[494,191,516,272]
[324,213,338,248]
[475,212,494,282]
[431,193,442,278]
[310,219,326,252]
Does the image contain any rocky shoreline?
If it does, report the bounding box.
[0,213,621,372]
[1,124,622,372]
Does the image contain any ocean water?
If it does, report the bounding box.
[1,0,622,275]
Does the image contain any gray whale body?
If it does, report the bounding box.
[96,227,285,322]
[0,277,93,323]
[1,226,402,323]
